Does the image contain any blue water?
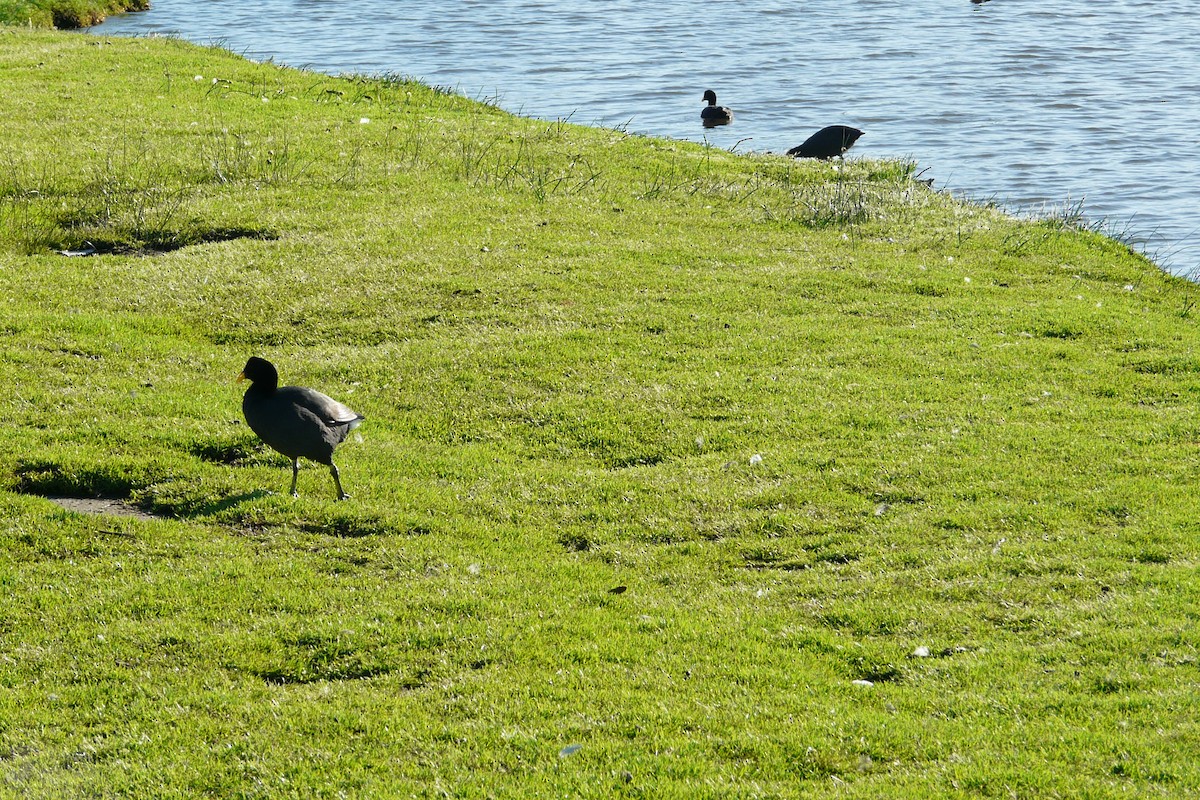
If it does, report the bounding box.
[93,0,1200,277]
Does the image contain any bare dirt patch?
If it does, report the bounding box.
[46,496,160,521]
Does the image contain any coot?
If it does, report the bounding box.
[787,126,864,160]
[701,89,733,127]
[238,356,365,500]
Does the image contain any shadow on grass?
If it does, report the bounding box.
[247,662,399,686]
[15,458,144,499]
[12,456,426,538]
[296,514,434,539]
[12,459,278,521]
[229,632,439,687]
[234,642,403,686]
[54,227,279,258]
[187,438,258,465]
[148,490,275,519]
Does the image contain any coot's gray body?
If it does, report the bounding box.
[239,356,364,500]
[787,125,864,160]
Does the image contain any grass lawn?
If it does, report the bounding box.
[0,0,146,29]
[0,26,1197,798]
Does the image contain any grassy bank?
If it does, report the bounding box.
[0,0,145,29]
[1,26,1198,798]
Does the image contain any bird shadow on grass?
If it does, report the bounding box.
[12,454,421,538]
[150,490,275,519]
[145,482,405,536]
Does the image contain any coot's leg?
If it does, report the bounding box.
[330,462,350,501]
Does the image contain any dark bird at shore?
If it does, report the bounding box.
[787,125,864,160]
[238,356,364,500]
[701,89,733,127]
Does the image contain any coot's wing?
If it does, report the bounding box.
[283,386,364,430]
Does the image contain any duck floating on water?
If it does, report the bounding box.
[701,89,733,127]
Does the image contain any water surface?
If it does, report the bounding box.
[94,0,1200,276]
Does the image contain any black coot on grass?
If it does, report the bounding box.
[701,89,733,127]
[238,356,365,500]
[787,125,864,160]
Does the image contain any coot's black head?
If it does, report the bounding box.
[239,356,279,391]
[702,89,718,105]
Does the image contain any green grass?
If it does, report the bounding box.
[0,0,145,28]
[1,27,1199,798]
